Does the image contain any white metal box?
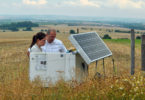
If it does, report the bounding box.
[29,52,88,86]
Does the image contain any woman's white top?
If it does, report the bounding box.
[30,44,42,52]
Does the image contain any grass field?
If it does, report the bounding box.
[0,25,144,100]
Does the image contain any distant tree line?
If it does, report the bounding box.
[115,30,131,33]
[105,22,145,30]
[0,21,39,31]
[119,23,145,30]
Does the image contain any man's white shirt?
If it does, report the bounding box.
[41,39,67,52]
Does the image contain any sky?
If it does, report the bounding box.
[0,0,145,18]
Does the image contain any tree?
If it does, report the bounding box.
[0,21,39,31]
[9,27,19,31]
[26,27,32,31]
[23,27,32,31]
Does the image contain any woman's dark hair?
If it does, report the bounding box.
[30,32,46,48]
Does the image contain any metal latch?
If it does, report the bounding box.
[40,61,47,65]
[60,54,64,57]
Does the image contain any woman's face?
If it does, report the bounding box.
[37,37,46,46]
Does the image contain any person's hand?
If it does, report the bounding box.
[27,51,30,57]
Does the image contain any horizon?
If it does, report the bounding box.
[1,0,145,19]
[0,14,138,19]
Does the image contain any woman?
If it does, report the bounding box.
[30,32,46,52]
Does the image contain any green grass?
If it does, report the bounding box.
[104,39,141,45]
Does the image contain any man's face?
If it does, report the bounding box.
[48,31,56,43]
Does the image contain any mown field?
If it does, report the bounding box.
[0,25,144,100]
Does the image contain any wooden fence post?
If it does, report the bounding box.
[103,58,105,77]
[77,28,79,34]
[141,35,145,71]
[131,29,135,75]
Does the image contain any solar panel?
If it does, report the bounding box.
[69,32,112,64]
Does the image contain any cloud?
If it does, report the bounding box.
[64,0,145,9]
[80,0,100,7]
[110,0,145,9]
[23,0,47,5]
[65,0,100,8]
[21,0,145,9]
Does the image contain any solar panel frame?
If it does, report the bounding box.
[69,32,112,64]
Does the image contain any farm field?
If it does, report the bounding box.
[0,25,144,100]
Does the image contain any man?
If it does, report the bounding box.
[27,29,67,57]
[42,29,67,52]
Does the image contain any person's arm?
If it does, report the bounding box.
[27,51,30,57]
[60,42,67,52]
[27,48,31,57]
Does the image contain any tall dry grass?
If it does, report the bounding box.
[0,26,144,100]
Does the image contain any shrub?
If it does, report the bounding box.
[57,30,60,33]
[103,34,112,39]
[136,36,141,39]
[70,29,76,34]
[41,29,44,32]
